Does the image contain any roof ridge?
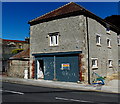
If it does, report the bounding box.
[3,39,26,42]
[29,2,80,23]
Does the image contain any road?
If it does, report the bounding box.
[1,82,119,103]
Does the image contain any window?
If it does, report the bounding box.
[49,32,59,46]
[96,35,101,46]
[108,60,113,67]
[107,38,111,48]
[106,26,111,34]
[19,45,23,49]
[117,36,120,46]
[91,58,98,69]
[118,60,120,66]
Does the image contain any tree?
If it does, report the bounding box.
[11,49,23,54]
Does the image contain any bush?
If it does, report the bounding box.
[11,49,23,54]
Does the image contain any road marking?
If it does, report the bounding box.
[55,97,93,103]
[0,89,24,95]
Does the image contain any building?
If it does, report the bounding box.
[8,48,30,78]
[2,38,29,73]
[0,38,2,73]
[28,2,120,84]
[118,35,120,68]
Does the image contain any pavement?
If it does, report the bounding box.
[1,75,120,94]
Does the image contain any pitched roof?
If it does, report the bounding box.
[28,2,120,33]
[29,2,83,24]
[9,48,30,60]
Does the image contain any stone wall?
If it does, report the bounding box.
[8,60,29,78]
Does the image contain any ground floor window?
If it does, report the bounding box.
[91,58,98,69]
[118,60,120,66]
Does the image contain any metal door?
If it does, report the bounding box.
[56,55,79,82]
[43,57,54,80]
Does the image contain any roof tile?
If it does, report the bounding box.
[29,2,84,24]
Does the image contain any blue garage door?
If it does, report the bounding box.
[56,55,79,82]
[43,57,54,80]
[34,51,81,82]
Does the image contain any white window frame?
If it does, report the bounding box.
[107,38,111,48]
[91,58,98,69]
[96,34,101,46]
[49,32,59,46]
[108,59,113,68]
[117,36,120,46]
[106,27,111,34]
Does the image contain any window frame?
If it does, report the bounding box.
[106,27,111,35]
[108,59,113,68]
[91,58,98,69]
[117,36,120,46]
[48,32,59,46]
[96,34,101,46]
[107,38,111,48]
[118,60,120,67]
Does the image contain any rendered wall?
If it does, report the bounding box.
[87,17,118,83]
[30,15,88,82]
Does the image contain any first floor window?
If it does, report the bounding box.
[106,27,111,34]
[49,32,59,46]
[117,36,120,46]
[91,58,98,69]
[107,38,111,48]
[96,35,101,46]
[108,60,113,67]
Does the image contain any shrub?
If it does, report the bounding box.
[11,49,23,54]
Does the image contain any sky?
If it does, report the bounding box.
[2,2,119,41]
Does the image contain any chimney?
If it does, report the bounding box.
[25,37,30,43]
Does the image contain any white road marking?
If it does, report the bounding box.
[55,97,93,103]
[0,89,24,95]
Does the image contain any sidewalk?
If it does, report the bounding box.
[1,76,119,93]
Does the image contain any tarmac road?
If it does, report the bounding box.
[1,82,119,103]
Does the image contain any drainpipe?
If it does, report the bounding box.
[53,56,56,80]
[35,60,37,79]
[86,16,90,84]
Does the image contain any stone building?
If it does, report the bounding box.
[0,38,2,73]
[8,48,30,78]
[28,2,120,84]
[118,35,120,68]
[2,38,29,72]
